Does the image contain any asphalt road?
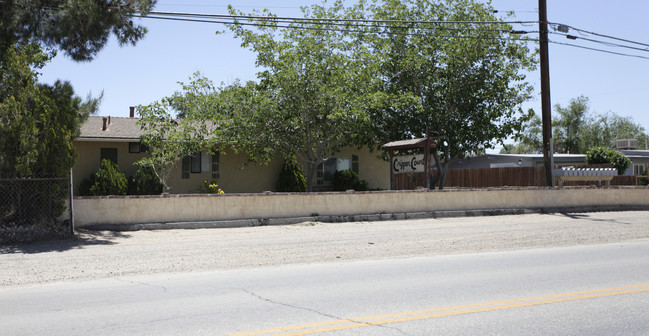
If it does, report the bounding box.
[2,211,649,335]
[2,241,649,335]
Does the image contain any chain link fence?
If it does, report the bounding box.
[1,177,73,244]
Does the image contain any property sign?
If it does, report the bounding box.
[392,154,426,174]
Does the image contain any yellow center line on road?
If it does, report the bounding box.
[221,283,649,336]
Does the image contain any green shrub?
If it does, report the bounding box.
[128,165,163,195]
[78,173,96,196]
[275,157,307,192]
[333,169,369,191]
[585,147,631,175]
[89,159,128,195]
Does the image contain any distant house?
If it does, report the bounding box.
[451,151,649,177]
[618,150,649,176]
[72,115,389,194]
[450,153,587,170]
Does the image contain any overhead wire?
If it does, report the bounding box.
[549,31,649,53]
[138,14,537,43]
[551,23,649,49]
[133,11,649,61]
[548,40,649,60]
[141,14,518,35]
[147,10,538,26]
[134,11,537,44]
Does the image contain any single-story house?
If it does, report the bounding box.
[450,151,649,177]
[450,154,587,169]
[73,115,390,194]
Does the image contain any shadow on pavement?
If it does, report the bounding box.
[0,229,131,254]
[558,212,632,225]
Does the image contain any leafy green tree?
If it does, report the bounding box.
[136,75,217,192]
[0,0,155,61]
[1,1,148,241]
[0,43,45,178]
[168,74,222,119]
[362,0,536,189]
[585,147,631,175]
[553,95,589,154]
[509,96,649,154]
[501,112,543,154]
[0,44,98,178]
[222,1,381,191]
[580,113,649,150]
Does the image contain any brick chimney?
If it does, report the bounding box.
[130,106,135,118]
[102,117,108,131]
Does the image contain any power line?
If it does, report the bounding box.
[138,14,537,42]
[549,40,649,60]
[549,31,649,54]
[135,11,649,61]
[551,23,649,49]
[146,10,538,26]
[152,13,518,35]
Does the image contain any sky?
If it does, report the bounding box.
[39,0,649,150]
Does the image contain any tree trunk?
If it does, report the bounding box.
[430,148,450,190]
[305,162,316,192]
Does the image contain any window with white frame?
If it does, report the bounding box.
[182,150,212,179]
[634,163,647,176]
[316,155,359,185]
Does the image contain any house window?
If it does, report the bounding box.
[191,152,201,173]
[100,148,118,165]
[129,142,149,153]
[182,156,190,179]
[212,152,220,179]
[201,150,211,173]
[634,164,647,176]
[129,142,140,153]
[316,156,356,185]
[182,151,212,179]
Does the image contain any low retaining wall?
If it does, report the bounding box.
[73,187,649,229]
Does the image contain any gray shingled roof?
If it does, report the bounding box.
[78,116,220,142]
[78,116,146,141]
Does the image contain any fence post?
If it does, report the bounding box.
[69,169,75,234]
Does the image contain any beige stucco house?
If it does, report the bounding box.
[73,115,390,194]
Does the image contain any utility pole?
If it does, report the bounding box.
[539,0,554,187]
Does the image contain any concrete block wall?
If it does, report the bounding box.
[73,187,649,228]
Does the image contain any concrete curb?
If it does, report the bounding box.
[81,204,649,232]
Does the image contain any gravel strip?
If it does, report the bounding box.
[2,211,649,287]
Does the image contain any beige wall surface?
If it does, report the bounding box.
[332,147,390,190]
[73,141,147,193]
[73,141,390,194]
[74,188,649,227]
[73,142,282,194]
